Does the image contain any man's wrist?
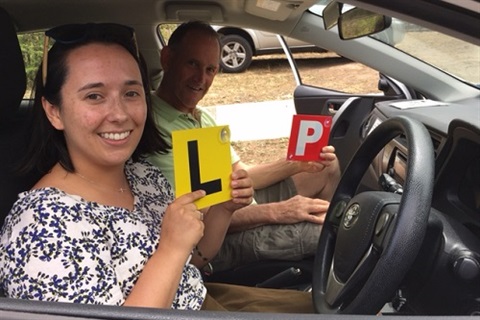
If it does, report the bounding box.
[285,159,304,175]
[269,200,287,223]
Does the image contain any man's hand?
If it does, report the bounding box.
[272,195,330,225]
[297,145,338,173]
[222,169,253,212]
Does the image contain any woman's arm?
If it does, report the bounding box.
[125,190,206,308]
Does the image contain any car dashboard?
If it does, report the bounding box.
[361,99,480,314]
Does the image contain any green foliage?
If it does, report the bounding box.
[17,25,176,96]
[158,24,178,43]
[18,32,43,95]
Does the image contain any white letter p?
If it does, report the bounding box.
[295,120,323,156]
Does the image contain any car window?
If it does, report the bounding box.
[157,23,297,106]
[203,51,383,107]
[157,23,176,46]
[157,23,381,105]
[18,31,43,98]
[293,52,382,94]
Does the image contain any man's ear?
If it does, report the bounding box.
[42,97,64,130]
[160,46,171,72]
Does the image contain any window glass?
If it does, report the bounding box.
[202,51,382,107]
[18,32,43,98]
[157,24,177,46]
[158,23,380,106]
[293,52,381,94]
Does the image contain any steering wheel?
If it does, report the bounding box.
[312,116,435,314]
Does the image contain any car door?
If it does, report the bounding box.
[278,36,412,175]
[294,81,409,175]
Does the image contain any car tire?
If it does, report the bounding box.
[219,34,253,73]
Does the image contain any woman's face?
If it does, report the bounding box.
[43,42,146,170]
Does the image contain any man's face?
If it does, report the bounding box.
[162,30,220,113]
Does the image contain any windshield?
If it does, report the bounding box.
[311,1,480,87]
[375,22,480,86]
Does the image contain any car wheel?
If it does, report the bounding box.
[312,116,435,314]
[219,34,253,73]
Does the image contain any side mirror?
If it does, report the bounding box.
[322,1,341,30]
[338,7,392,40]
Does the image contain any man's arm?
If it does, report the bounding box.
[227,195,330,233]
[233,145,338,190]
[234,159,304,190]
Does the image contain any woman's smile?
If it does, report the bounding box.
[99,130,132,141]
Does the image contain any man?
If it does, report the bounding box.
[148,21,341,272]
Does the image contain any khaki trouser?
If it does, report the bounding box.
[201,282,314,313]
[211,178,322,272]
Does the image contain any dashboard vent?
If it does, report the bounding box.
[429,131,444,158]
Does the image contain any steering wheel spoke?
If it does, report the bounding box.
[325,245,380,308]
[372,207,397,251]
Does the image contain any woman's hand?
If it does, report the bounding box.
[160,190,206,253]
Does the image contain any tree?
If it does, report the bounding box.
[18,32,43,96]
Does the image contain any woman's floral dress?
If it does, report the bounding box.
[0,160,206,310]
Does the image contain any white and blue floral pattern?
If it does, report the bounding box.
[0,160,206,310]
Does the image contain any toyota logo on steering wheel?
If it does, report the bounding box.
[343,203,360,229]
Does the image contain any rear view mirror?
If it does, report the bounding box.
[338,8,391,40]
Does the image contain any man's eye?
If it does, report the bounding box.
[125,91,140,98]
[86,93,101,100]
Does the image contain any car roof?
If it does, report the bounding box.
[0,0,313,32]
[2,0,478,42]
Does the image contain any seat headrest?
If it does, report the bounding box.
[0,7,37,224]
[0,7,26,122]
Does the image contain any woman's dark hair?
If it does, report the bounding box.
[20,23,168,175]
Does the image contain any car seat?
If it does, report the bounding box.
[0,6,41,226]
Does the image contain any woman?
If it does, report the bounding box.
[0,23,313,313]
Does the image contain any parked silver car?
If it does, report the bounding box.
[212,26,325,73]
